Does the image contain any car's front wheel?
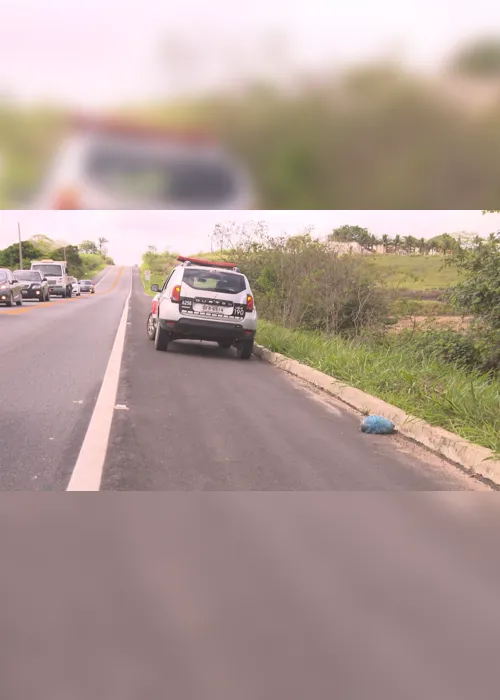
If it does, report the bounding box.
[155,320,169,351]
[5,293,13,307]
[237,338,254,360]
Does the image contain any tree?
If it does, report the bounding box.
[448,232,500,370]
[79,240,99,254]
[97,237,108,254]
[0,241,40,269]
[29,234,56,257]
[328,225,372,251]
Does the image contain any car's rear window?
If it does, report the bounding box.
[84,145,238,203]
[182,269,246,294]
[81,280,91,284]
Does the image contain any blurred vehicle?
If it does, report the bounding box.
[33,115,254,210]
[71,278,81,296]
[150,256,258,359]
[147,292,161,340]
[14,269,49,302]
[0,268,23,307]
[79,279,95,294]
[30,259,72,298]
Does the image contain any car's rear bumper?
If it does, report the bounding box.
[160,317,256,342]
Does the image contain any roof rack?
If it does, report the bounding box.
[177,255,240,272]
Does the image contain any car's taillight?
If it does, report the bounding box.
[246,294,254,312]
[52,186,81,209]
[171,285,181,303]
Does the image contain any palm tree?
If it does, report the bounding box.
[419,238,427,255]
[382,234,389,254]
[394,235,401,254]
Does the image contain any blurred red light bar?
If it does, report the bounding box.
[68,114,215,145]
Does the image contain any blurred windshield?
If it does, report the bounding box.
[31,264,63,276]
[15,271,42,281]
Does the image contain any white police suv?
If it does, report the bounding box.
[150,257,257,359]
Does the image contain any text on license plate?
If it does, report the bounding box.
[199,304,226,314]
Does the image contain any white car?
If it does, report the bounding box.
[150,257,258,359]
[72,279,81,296]
[32,116,254,210]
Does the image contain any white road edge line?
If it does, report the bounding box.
[66,268,132,491]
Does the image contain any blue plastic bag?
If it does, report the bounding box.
[360,415,395,435]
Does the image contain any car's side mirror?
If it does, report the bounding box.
[43,277,48,282]
[151,284,160,292]
[12,278,18,283]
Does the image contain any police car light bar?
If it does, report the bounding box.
[177,256,239,271]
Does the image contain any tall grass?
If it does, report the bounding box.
[257,321,500,454]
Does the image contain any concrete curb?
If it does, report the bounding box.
[253,343,500,487]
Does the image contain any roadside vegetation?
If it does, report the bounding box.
[141,215,500,453]
[0,234,114,279]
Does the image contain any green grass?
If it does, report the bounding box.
[257,321,500,455]
[369,255,462,291]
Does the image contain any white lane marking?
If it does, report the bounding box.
[94,267,112,289]
[66,269,132,491]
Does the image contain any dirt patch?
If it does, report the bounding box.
[390,315,472,333]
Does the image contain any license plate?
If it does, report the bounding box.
[199,304,226,314]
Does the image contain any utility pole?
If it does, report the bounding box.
[18,222,23,270]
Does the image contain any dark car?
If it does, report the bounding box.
[79,279,95,294]
[0,268,23,307]
[14,269,50,302]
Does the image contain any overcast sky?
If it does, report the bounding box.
[1,210,499,266]
[0,0,498,106]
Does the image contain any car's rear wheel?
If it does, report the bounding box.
[147,313,156,340]
[218,341,232,349]
[155,321,169,351]
[237,338,254,360]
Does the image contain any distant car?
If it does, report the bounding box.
[14,269,50,302]
[72,279,81,296]
[150,256,258,359]
[0,268,23,307]
[32,115,254,210]
[79,279,95,294]
[147,292,161,340]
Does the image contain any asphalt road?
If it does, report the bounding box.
[0,265,130,489]
[100,268,483,491]
[1,496,500,700]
